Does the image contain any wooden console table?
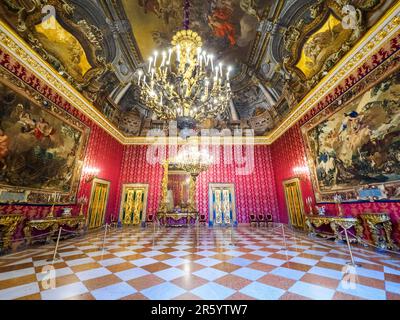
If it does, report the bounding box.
[0,214,23,252]
[305,215,364,244]
[360,213,398,251]
[24,216,85,245]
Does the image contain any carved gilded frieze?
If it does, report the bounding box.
[0,0,108,101]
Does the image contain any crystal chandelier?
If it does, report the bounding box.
[174,146,213,213]
[136,0,232,126]
[174,146,213,180]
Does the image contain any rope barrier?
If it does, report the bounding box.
[345,229,400,256]
[0,230,55,244]
[279,224,400,264]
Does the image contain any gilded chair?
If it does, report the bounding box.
[249,213,258,227]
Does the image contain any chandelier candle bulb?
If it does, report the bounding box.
[176,45,181,62]
[153,51,158,68]
[161,51,166,67]
[167,48,172,64]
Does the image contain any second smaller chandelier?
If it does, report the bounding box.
[136,1,232,124]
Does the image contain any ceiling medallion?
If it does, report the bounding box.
[136,0,233,138]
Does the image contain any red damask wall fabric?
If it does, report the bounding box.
[118,145,279,223]
[271,124,315,224]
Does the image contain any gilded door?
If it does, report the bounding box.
[209,184,236,226]
[119,184,148,226]
[283,178,305,229]
[87,179,110,229]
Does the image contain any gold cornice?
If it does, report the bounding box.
[1,1,399,146]
[267,1,400,143]
[123,136,272,145]
[0,19,126,143]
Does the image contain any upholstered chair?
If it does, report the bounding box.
[265,213,273,227]
[257,213,266,227]
[146,213,154,227]
[249,213,258,227]
[199,213,207,225]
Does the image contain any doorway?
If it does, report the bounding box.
[209,183,237,226]
[119,184,149,226]
[283,178,306,229]
[87,178,110,229]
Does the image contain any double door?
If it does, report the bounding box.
[283,178,306,229]
[119,184,149,226]
[209,184,236,226]
[87,178,110,229]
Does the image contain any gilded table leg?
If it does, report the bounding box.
[367,221,381,249]
[24,226,32,246]
[48,224,59,243]
[354,222,364,245]
[330,221,342,242]
[2,232,11,252]
[383,221,398,251]
[305,219,315,236]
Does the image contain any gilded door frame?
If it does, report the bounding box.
[283,178,306,229]
[119,183,149,225]
[208,183,237,226]
[87,178,111,229]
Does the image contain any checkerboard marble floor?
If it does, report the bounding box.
[0,225,399,300]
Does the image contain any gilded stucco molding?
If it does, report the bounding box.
[0,19,125,143]
[268,2,400,143]
[0,1,399,146]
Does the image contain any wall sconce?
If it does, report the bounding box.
[83,166,100,183]
[293,166,310,176]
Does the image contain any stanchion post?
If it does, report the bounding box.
[100,223,108,259]
[344,227,360,267]
[49,227,62,264]
[281,224,289,261]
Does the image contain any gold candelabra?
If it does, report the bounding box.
[333,194,344,217]
[47,192,61,218]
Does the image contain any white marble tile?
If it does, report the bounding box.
[0,282,39,300]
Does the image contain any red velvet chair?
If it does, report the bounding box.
[257,213,266,227]
[249,213,257,227]
[265,213,273,227]
[110,215,118,228]
[146,214,154,226]
[199,213,207,226]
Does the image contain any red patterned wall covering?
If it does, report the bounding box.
[118,145,279,223]
[0,48,124,227]
[270,33,400,241]
[117,145,164,219]
[197,145,279,223]
[271,124,314,224]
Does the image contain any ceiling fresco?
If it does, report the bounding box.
[0,0,397,138]
[122,0,271,77]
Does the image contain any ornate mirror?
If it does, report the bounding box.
[166,169,191,212]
